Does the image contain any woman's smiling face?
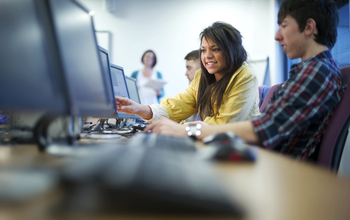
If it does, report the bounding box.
[200,37,225,81]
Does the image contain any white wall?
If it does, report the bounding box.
[79,0,280,99]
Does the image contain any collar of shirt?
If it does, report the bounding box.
[289,50,332,78]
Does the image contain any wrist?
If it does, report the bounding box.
[138,104,153,120]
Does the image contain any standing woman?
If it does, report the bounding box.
[131,50,164,105]
[117,22,260,125]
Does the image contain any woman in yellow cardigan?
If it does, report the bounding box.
[115,21,260,125]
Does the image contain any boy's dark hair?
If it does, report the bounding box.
[195,21,247,120]
[184,50,200,61]
[278,0,339,49]
[141,50,157,67]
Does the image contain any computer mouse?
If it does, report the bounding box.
[132,123,149,132]
[202,132,256,162]
[203,132,238,144]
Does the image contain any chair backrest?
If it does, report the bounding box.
[258,85,270,107]
[318,65,350,170]
[337,127,350,179]
[259,83,281,112]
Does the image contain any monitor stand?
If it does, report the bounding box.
[34,114,78,151]
[79,118,138,139]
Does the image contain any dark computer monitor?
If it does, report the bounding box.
[0,0,69,114]
[109,64,135,118]
[0,0,121,150]
[48,0,115,118]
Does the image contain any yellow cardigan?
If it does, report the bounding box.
[160,63,260,125]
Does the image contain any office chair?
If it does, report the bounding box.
[317,65,350,171]
[263,57,271,87]
[258,85,270,108]
[259,83,281,113]
[337,128,350,179]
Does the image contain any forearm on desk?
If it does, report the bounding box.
[198,121,260,144]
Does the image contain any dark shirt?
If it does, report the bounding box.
[252,50,346,160]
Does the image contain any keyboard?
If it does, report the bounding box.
[60,135,244,215]
[128,132,197,152]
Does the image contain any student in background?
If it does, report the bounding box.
[184,49,201,83]
[183,50,201,122]
[116,22,260,125]
[145,0,346,162]
[131,50,164,105]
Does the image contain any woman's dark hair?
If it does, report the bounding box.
[141,50,157,68]
[195,21,247,120]
[278,0,338,49]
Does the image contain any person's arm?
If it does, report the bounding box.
[199,121,260,143]
[115,96,153,119]
[144,118,260,144]
[159,70,200,122]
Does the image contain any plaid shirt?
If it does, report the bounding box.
[252,51,346,160]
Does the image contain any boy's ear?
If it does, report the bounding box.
[304,18,317,36]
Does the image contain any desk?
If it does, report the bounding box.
[1,142,350,220]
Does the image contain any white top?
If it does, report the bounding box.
[135,70,159,105]
[147,105,169,121]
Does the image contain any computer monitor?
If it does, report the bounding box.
[109,64,135,119]
[125,76,143,121]
[1,0,122,149]
[98,46,117,116]
[0,0,69,114]
[125,76,141,104]
[48,0,115,118]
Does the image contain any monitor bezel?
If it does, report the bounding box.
[125,76,141,104]
[48,0,116,118]
[0,0,70,115]
[110,64,136,119]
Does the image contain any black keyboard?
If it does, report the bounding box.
[60,136,244,215]
[128,132,197,152]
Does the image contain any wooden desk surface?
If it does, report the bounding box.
[1,142,350,220]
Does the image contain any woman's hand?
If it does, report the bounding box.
[115,96,138,114]
[144,118,187,137]
[115,96,153,119]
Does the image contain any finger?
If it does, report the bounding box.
[115,96,127,101]
[148,121,163,133]
[144,122,156,132]
[119,106,135,114]
[144,124,153,132]
[115,97,124,103]
[152,125,163,134]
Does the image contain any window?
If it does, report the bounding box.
[278,0,350,80]
[332,0,350,68]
